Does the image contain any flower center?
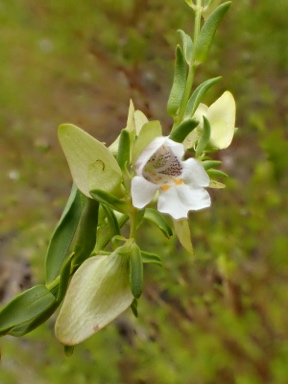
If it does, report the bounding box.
[143,145,183,187]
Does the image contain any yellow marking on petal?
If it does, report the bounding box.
[174,179,183,185]
[160,185,171,191]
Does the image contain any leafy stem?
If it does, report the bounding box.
[174,0,203,127]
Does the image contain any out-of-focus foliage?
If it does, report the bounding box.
[0,0,287,383]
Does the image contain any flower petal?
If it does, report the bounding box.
[55,254,133,346]
[182,158,210,187]
[135,136,167,175]
[207,91,236,149]
[157,184,211,219]
[131,176,158,209]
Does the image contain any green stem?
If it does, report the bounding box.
[129,208,138,240]
[174,0,203,128]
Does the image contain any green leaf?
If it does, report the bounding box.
[45,184,83,284]
[185,76,221,119]
[64,345,74,357]
[117,129,130,171]
[95,213,129,253]
[196,116,211,157]
[194,2,231,64]
[202,160,222,170]
[133,120,162,163]
[144,208,173,239]
[57,254,74,303]
[173,219,194,255]
[130,298,138,318]
[8,301,58,337]
[170,118,199,143]
[0,285,56,335]
[141,251,163,267]
[177,29,193,65]
[207,169,229,179]
[102,205,120,237]
[88,159,123,198]
[73,197,99,267]
[58,124,122,197]
[90,189,127,213]
[129,244,143,299]
[167,45,187,117]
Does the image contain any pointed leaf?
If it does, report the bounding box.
[134,110,149,135]
[58,124,122,197]
[45,184,83,284]
[73,197,99,267]
[185,76,221,119]
[141,251,163,267]
[194,2,231,64]
[196,116,211,157]
[173,219,194,254]
[0,285,56,335]
[207,169,229,179]
[209,179,226,188]
[167,45,187,117]
[144,208,173,239]
[130,298,138,318]
[90,189,127,213]
[177,29,193,65]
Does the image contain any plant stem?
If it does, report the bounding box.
[174,0,203,128]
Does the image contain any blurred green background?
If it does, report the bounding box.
[0,0,288,383]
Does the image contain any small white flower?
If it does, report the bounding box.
[131,137,211,220]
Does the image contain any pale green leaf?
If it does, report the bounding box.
[58,124,122,197]
[173,219,194,255]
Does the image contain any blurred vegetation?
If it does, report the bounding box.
[0,0,287,383]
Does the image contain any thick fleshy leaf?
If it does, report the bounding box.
[194,2,231,64]
[177,29,193,65]
[167,45,186,117]
[55,251,133,346]
[72,197,99,267]
[129,243,143,299]
[207,169,228,179]
[196,116,211,157]
[132,120,162,163]
[45,184,83,284]
[202,160,222,170]
[173,219,194,254]
[170,118,199,143]
[58,124,122,197]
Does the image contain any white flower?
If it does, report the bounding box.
[184,91,236,150]
[131,136,211,220]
